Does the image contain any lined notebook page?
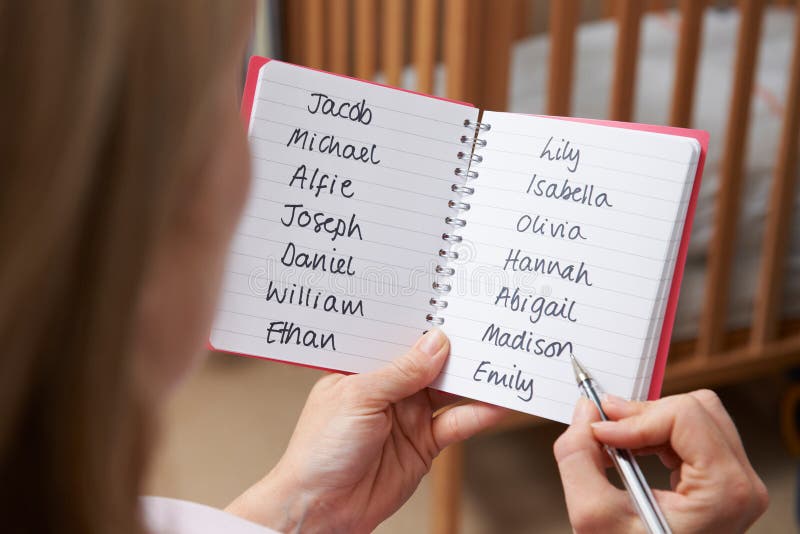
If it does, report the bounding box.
[210,61,479,373]
[436,112,699,423]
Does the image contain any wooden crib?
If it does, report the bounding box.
[272,0,800,531]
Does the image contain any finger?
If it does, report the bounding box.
[431,401,508,450]
[604,392,747,472]
[687,390,748,467]
[601,393,647,419]
[590,395,731,468]
[687,389,769,514]
[601,396,683,470]
[554,397,631,530]
[604,391,749,469]
[350,329,449,406]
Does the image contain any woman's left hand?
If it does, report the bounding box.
[226,329,507,533]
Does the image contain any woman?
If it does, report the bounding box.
[0,1,768,532]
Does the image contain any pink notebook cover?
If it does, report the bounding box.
[224,56,708,403]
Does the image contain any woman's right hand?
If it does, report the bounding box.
[554,390,769,533]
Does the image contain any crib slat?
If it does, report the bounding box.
[609,0,644,121]
[354,0,377,79]
[751,0,800,347]
[444,0,470,101]
[604,0,617,19]
[514,0,532,40]
[697,0,765,356]
[304,0,325,69]
[382,0,406,87]
[669,0,705,127]
[413,0,438,94]
[328,0,351,74]
[547,0,580,116]
[465,0,483,105]
[285,1,304,64]
[480,0,514,111]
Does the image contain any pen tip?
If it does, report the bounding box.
[570,353,590,384]
[569,352,579,370]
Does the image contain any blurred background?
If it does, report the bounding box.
[146,1,800,532]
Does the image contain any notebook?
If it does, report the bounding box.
[210,57,708,424]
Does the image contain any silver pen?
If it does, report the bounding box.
[570,353,672,534]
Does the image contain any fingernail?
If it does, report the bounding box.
[590,421,615,431]
[417,329,446,357]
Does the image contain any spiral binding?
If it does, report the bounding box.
[426,118,490,326]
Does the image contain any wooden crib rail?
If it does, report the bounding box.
[609,0,645,121]
[546,0,579,116]
[443,0,468,102]
[669,0,705,127]
[413,0,438,95]
[304,0,325,69]
[752,0,800,347]
[354,0,377,79]
[382,0,406,87]
[328,0,350,74]
[698,0,766,357]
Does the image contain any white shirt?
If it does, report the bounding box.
[142,496,281,534]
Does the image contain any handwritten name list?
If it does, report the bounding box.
[435,112,698,423]
[211,60,480,375]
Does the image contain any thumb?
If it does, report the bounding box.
[353,329,449,405]
[554,397,631,531]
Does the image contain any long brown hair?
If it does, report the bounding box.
[0,2,252,532]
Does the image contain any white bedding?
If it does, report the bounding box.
[396,6,799,341]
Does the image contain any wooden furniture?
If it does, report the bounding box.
[279,1,800,531]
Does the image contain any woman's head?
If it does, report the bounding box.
[0,1,252,532]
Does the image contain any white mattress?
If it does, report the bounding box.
[395,7,799,341]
